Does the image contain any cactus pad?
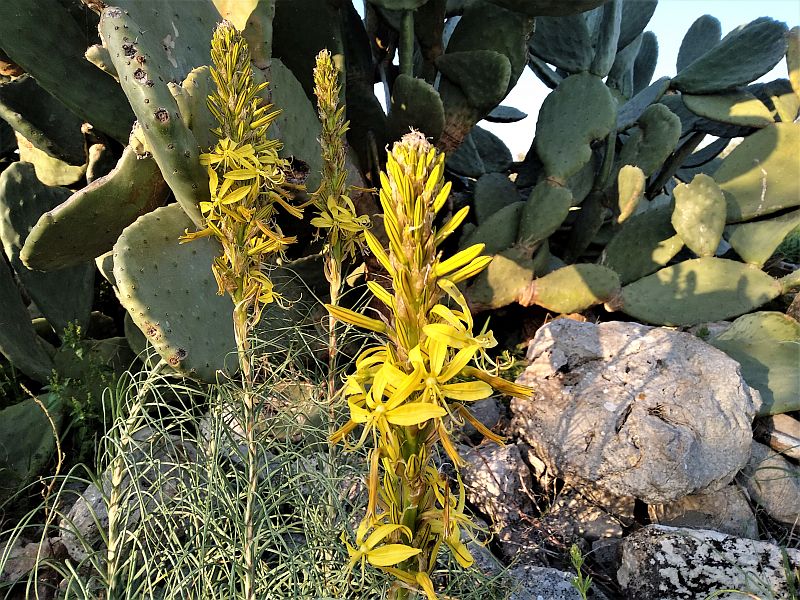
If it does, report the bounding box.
[473,173,518,225]
[617,76,670,131]
[535,72,616,181]
[671,174,727,257]
[389,74,445,143]
[676,15,722,73]
[618,257,783,326]
[618,103,682,177]
[518,180,572,246]
[21,145,168,271]
[461,201,524,255]
[683,91,774,128]
[113,203,236,381]
[725,209,800,267]
[465,247,535,312]
[436,50,512,112]
[710,312,800,415]
[715,122,800,222]
[632,31,658,95]
[528,14,593,74]
[672,17,789,94]
[523,264,621,314]
[0,255,54,382]
[602,204,684,284]
[100,8,207,228]
[0,162,94,335]
[616,164,645,223]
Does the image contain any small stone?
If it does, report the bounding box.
[618,525,800,600]
[738,441,800,526]
[754,414,800,462]
[648,484,758,539]
[507,565,609,600]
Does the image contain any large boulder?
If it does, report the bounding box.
[512,320,760,504]
[738,441,800,525]
[618,525,800,600]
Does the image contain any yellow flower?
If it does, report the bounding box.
[345,518,421,575]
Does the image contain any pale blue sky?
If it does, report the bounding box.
[356,1,800,156]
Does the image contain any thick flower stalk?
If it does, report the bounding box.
[310,49,370,409]
[327,132,533,599]
[180,22,303,600]
[181,21,303,374]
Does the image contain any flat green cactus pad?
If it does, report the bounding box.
[602,204,683,285]
[465,247,535,312]
[616,164,645,223]
[618,103,682,177]
[618,257,783,326]
[528,14,593,74]
[672,17,789,94]
[633,32,659,95]
[16,134,86,187]
[535,72,616,181]
[715,122,800,222]
[0,162,94,335]
[21,146,168,271]
[0,255,54,383]
[113,203,237,382]
[676,15,722,73]
[0,395,63,503]
[485,0,608,17]
[671,174,727,258]
[461,201,524,256]
[389,75,445,143]
[436,50,511,113]
[525,264,621,314]
[710,312,800,416]
[473,173,518,225]
[518,180,572,246]
[725,209,800,267]
[683,91,774,128]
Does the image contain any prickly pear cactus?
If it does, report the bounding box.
[113,204,236,382]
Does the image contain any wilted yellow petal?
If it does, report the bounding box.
[446,536,474,568]
[415,571,438,600]
[386,402,446,426]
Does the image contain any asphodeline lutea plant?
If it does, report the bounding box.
[310,49,370,405]
[180,21,303,373]
[179,21,303,600]
[327,131,533,599]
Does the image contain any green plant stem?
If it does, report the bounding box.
[233,302,257,600]
[400,10,415,77]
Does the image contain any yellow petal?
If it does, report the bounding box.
[223,168,258,180]
[386,402,446,426]
[325,304,387,333]
[441,381,493,401]
[386,366,422,409]
[364,230,394,276]
[457,404,505,445]
[220,185,251,205]
[365,523,412,550]
[415,571,438,600]
[366,544,421,567]
[423,323,471,349]
[446,536,474,568]
[462,366,534,398]
[434,205,468,246]
[447,255,493,284]
[367,280,394,309]
[434,244,485,278]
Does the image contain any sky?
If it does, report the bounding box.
[356,1,800,157]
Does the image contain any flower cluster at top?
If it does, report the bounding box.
[180,21,303,326]
[326,132,532,598]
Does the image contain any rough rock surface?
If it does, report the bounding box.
[460,443,534,530]
[507,565,608,600]
[648,484,758,539]
[738,441,800,525]
[512,320,759,503]
[618,525,800,600]
[754,414,800,462]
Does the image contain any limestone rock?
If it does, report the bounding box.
[738,441,800,526]
[618,525,800,600]
[460,443,534,529]
[512,320,759,504]
[754,414,800,462]
[648,484,758,539]
[507,565,608,600]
